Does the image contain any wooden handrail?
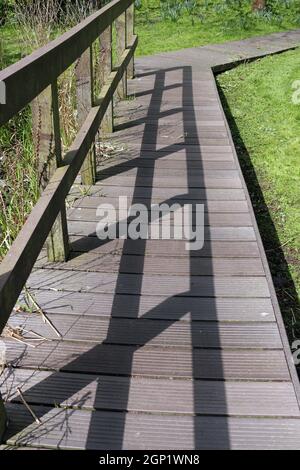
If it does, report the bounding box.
[0,0,137,332]
[0,0,133,125]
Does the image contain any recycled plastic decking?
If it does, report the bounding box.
[1,31,300,450]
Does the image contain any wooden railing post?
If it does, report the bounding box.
[116,12,127,99]
[76,47,96,185]
[31,83,69,262]
[99,25,113,133]
[47,81,70,262]
[126,2,135,79]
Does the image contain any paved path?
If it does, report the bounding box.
[1,31,300,450]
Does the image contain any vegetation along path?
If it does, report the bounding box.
[1,20,300,449]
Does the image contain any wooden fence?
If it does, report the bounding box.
[0,0,137,439]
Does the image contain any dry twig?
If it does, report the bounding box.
[24,287,62,339]
[17,387,42,425]
[2,326,37,349]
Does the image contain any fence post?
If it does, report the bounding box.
[47,81,70,262]
[116,12,127,99]
[31,83,69,262]
[99,25,113,133]
[126,2,135,79]
[76,47,96,185]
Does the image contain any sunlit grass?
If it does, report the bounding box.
[217,49,300,339]
[135,0,299,57]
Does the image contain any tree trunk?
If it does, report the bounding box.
[252,0,266,11]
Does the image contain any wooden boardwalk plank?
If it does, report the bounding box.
[98,168,240,177]
[68,237,260,257]
[8,313,282,348]
[27,270,270,297]
[17,289,276,322]
[94,175,243,189]
[5,404,300,450]
[2,369,299,417]
[2,339,291,380]
[97,158,238,169]
[36,253,264,276]
[104,144,232,154]
[67,209,252,226]
[88,185,246,201]
[69,197,249,213]
[68,224,255,240]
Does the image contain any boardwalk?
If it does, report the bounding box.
[1,31,300,449]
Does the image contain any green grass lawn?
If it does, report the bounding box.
[217,49,300,340]
[0,24,23,68]
[135,0,300,57]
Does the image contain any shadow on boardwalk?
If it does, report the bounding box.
[4,66,230,449]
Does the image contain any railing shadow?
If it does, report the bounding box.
[3,66,230,449]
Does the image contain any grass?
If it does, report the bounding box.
[135,0,300,57]
[0,24,40,260]
[0,24,23,68]
[217,49,300,341]
[0,21,79,261]
[0,107,39,259]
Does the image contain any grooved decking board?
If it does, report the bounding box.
[98,168,239,178]
[68,224,255,241]
[112,138,230,146]
[115,115,225,125]
[5,404,300,450]
[2,339,291,380]
[97,158,237,169]
[36,253,264,276]
[68,237,260,257]
[70,197,249,213]
[117,138,231,146]
[91,185,246,201]
[2,369,299,417]
[86,176,243,189]
[27,270,270,297]
[69,193,248,208]
[107,149,235,159]
[115,119,225,128]
[100,143,233,153]
[111,123,227,134]
[8,313,282,348]
[67,209,252,226]
[17,289,276,322]
[0,446,43,451]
